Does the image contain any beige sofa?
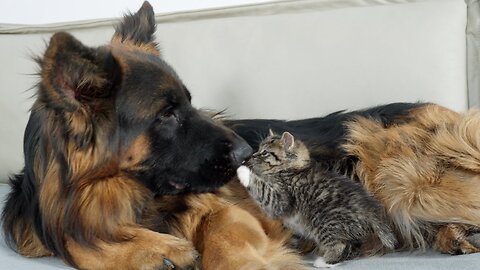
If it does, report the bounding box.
[1,0,479,269]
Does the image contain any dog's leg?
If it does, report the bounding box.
[434,224,480,255]
[12,224,53,258]
[66,226,200,270]
[198,204,307,270]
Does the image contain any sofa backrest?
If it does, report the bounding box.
[0,0,474,182]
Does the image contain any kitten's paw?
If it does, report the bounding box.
[236,166,251,187]
[313,257,339,268]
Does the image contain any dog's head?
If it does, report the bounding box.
[34,1,252,195]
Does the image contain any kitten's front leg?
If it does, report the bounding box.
[313,257,340,268]
[237,165,251,187]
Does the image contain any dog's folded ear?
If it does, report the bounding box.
[112,1,159,55]
[39,32,120,148]
[40,32,118,110]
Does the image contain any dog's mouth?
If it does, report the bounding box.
[169,180,188,190]
[241,157,253,169]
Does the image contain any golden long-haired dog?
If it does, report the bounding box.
[2,2,307,269]
[228,103,480,256]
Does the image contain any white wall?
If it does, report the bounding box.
[0,0,275,25]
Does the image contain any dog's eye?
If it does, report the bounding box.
[162,109,174,118]
[156,106,176,122]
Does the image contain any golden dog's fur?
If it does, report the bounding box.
[344,104,480,254]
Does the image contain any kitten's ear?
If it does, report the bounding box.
[281,132,295,151]
[268,128,275,137]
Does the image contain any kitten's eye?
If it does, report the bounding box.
[261,151,269,157]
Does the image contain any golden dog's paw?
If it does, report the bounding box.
[153,256,201,270]
[150,252,201,270]
[135,248,201,270]
[434,224,480,255]
[128,231,201,270]
[66,229,202,270]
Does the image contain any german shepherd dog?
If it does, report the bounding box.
[1,2,308,270]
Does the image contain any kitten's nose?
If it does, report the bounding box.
[230,134,253,167]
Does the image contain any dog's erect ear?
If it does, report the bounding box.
[281,132,295,151]
[112,1,159,55]
[40,32,118,110]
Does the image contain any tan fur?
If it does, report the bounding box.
[38,162,65,241]
[72,176,151,240]
[167,185,307,270]
[119,134,151,169]
[66,227,198,269]
[111,36,160,56]
[13,222,53,258]
[344,104,480,250]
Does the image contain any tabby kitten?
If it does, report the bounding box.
[237,131,396,267]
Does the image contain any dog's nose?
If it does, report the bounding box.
[230,135,253,167]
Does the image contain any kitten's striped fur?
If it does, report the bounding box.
[238,132,397,265]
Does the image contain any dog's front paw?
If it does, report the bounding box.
[157,238,201,270]
[236,166,251,187]
[127,232,201,270]
[158,252,201,270]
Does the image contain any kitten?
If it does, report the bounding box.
[237,131,396,268]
